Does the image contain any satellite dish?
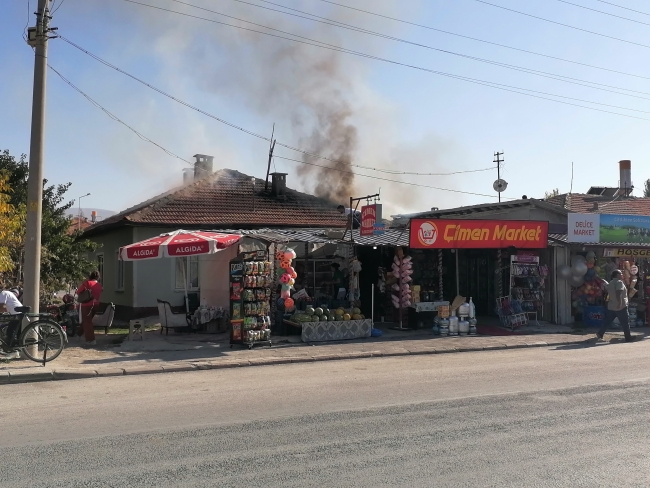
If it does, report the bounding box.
[493,179,508,193]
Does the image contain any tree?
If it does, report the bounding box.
[544,188,560,200]
[0,150,97,300]
[644,179,650,198]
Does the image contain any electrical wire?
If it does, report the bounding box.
[52,0,68,14]
[196,0,650,101]
[50,64,506,199]
[309,0,650,81]
[275,155,508,198]
[48,65,195,168]
[273,156,493,176]
[471,0,650,50]
[58,35,542,175]
[595,0,650,16]
[104,3,650,120]
[556,0,650,26]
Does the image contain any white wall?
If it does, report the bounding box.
[133,227,186,308]
[198,245,239,308]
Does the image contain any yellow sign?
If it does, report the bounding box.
[603,248,650,258]
[28,201,39,212]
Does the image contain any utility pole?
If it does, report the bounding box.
[24,0,54,311]
[494,151,504,203]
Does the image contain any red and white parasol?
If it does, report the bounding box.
[119,230,241,261]
[119,230,242,313]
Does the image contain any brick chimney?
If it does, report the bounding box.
[270,172,287,199]
[193,154,214,181]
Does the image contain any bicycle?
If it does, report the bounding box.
[0,306,68,366]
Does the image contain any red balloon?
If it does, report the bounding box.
[284,298,295,309]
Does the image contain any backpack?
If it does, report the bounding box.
[78,282,94,304]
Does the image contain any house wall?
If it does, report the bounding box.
[87,227,134,308]
[132,226,186,310]
[199,245,239,309]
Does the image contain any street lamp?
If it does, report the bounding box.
[78,193,90,232]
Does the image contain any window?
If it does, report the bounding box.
[96,254,104,284]
[115,251,124,291]
[175,256,199,291]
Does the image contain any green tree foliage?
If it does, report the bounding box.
[0,150,97,299]
[644,179,650,198]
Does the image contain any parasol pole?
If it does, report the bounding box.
[182,258,189,313]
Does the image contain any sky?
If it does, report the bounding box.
[2,0,650,218]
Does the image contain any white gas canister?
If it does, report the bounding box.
[449,313,459,336]
[459,319,470,335]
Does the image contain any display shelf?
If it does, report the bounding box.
[230,251,273,348]
[509,255,546,315]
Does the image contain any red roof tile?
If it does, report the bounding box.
[545,193,650,215]
[68,217,93,235]
[84,169,347,236]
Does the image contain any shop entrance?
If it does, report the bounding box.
[457,249,496,317]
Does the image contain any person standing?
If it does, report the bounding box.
[77,271,103,346]
[596,270,634,342]
[337,205,361,229]
[0,288,24,359]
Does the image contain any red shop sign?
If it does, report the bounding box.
[409,219,548,249]
[360,204,382,236]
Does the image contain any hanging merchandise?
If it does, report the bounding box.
[390,248,412,329]
[509,255,547,315]
[349,258,362,302]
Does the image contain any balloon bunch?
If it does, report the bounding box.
[391,254,413,309]
[557,254,592,289]
[571,277,606,314]
[275,248,298,310]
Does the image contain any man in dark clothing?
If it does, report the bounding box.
[337,205,361,229]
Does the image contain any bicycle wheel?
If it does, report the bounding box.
[20,320,66,363]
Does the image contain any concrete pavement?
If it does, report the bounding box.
[0,327,646,384]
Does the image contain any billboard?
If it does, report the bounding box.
[409,219,548,249]
[360,204,383,236]
[568,213,650,244]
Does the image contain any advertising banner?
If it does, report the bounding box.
[568,213,650,244]
[360,204,382,236]
[409,219,548,249]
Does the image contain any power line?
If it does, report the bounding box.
[58,35,569,178]
[48,64,194,168]
[273,156,493,176]
[595,0,650,16]
[50,64,504,199]
[308,0,650,81]
[275,155,508,199]
[208,0,650,101]
[471,0,650,50]
[557,0,650,26]
[52,0,68,14]
[103,3,650,120]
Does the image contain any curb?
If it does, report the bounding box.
[0,335,599,385]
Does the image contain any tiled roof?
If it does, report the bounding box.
[218,228,410,247]
[84,169,347,236]
[545,193,650,215]
[548,233,650,248]
[68,217,93,235]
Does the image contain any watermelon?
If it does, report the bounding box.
[343,313,351,321]
[314,307,324,317]
[352,307,361,315]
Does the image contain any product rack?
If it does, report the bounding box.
[229,250,272,349]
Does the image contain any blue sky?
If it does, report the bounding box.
[2,0,650,217]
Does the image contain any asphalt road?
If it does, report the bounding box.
[1,340,650,487]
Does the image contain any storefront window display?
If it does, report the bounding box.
[564,250,645,327]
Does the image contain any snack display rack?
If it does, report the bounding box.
[229,251,272,349]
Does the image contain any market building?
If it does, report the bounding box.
[81,155,348,318]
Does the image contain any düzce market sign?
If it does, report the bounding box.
[409,219,549,249]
